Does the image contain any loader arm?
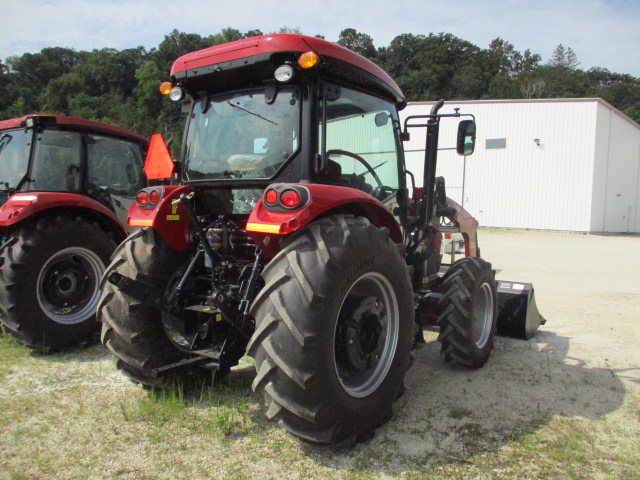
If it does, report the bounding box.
[441,196,479,258]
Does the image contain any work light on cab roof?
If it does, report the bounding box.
[158,49,320,101]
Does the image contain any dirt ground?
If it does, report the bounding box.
[0,228,639,479]
[393,228,640,460]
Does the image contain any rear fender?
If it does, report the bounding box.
[0,192,126,239]
[127,185,192,251]
[246,183,402,258]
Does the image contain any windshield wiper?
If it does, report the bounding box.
[227,100,278,126]
[13,174,31,192]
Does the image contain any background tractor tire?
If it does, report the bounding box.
[0,215,116,351]
[437,256,497,368]
[248,215,414,447]
[98,228,189,388]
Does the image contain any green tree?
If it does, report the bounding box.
[131,59,185,148]
[0,68,21,115]
[548,44,580,69]
[337,28,376,58]
[244,29,264,38]
[585,67,640,122]
[3,47,81,112]
[276,26,302,34]
[38,46,147,128]
[521,45,585,99]
[150,30,210,78]
[207,27,244,46]
[6,96,27,118]
[3,27,640,132]
[380,32,481,100]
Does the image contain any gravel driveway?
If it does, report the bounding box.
[1,228,638,479]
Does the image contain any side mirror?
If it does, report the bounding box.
[254,138,268,154]
[374,112,389,127]
[457,120,476,156]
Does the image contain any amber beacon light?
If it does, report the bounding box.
[298,51,319,69]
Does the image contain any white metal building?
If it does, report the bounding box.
[401,98,640,233]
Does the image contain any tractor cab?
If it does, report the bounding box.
[176,84,404,210]
[0,115,147,227]
[143,35,412,234]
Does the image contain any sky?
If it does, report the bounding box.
[2,0,640,77]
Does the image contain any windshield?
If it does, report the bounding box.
[0,128,32,192]
[184,87,300,181]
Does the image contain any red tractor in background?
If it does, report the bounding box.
[0,115,148,351]
[98,34,543,447]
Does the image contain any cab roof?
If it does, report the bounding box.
[170,34,405,107]
[0,114,148,145]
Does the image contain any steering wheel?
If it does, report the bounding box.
[325,149,385,194]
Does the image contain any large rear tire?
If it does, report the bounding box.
[0,215,115,351]
[248,215,413,447]
[437,257,497,368]
[98,228,189,387]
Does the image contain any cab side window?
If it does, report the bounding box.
[87,136,144,196]
[30,130,82,191]
[320,86,402,200]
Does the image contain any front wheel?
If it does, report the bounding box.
[0,215,116,351]
[248,215,414,447]
[437,257,497,368]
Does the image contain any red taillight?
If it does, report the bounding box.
[149,189,160,204]
[265,189,277,205]
[444,233,452,239]
[136,191,149,206]
[280,189,300,208]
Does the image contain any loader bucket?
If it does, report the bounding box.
[495,281,546,340]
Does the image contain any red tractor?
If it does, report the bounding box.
[98,34,543,446]
[0,115,148,351]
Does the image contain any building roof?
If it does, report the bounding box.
[407,98,640,130]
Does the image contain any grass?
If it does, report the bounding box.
[1,332,639,479]
[448,406,473,420]
[0,331,31,379]
[113,369,261,442]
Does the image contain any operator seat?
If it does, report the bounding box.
[322,159,373,195]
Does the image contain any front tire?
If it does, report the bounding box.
[98,228,189,387]
[248,215,413,446]
[0,215,116,351]
[437,257,497,368]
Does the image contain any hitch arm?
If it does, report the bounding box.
[107,272,163,308]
